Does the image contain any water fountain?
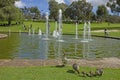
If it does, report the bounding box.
[43,12,49,40]
[28,28,31,35]
[53,21,59,38]
[74,43,78,55]
[57,9,64,42]
[75,22,78,39]
[81,21,92,42]
[88,21,92,41]
[81,22,88,42]
[38,29,42,35]
[1,8,120,60]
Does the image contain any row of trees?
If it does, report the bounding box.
[21,7,41,21]
[0,0,119,25]
[49,0,120,22]
[49,0,95,21]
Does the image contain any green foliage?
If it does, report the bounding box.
[21,7,41,20]
[0,0,23,25]
[49,0,59,20]
[49,0,68,20]
[96,5,108,22]
[64,0,93,21]
[58,3,68,20]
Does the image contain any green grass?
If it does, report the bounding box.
[91,22,120,30]
[0,21,120,37]
[0,66,120,80]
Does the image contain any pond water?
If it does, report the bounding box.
[0,33,120,59]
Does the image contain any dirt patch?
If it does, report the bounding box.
[0,58,120,68]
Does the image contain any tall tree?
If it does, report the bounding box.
[64,0,93,21]
[21,7,31,20]
[49,0,68,20]
[49,0,59,20]
[107,0,120,15]
[0,0,23,25]
[29,7,41,20]
[21,7,41,20]
[58,3,68,20]
[96,5,108,22]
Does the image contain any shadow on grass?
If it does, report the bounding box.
[55,65,65,68]
[67,70,87,77]
[67,70,75,74]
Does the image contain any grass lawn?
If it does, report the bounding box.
[0,66,120,80]
[0,21,120,37]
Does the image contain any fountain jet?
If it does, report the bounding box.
[81,21,92,42]
[53,21,59,38]
[57,9,64,42]
[75,22,78,39]
[38,29,42,35]
[43,12,50,40]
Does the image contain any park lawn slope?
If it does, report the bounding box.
[0,21,120,37]
[0,66,120,80]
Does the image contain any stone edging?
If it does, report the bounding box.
[0,58,120,68]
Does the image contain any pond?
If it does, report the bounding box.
[0,33,120,59]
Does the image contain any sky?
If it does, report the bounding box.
[15,0,110,14]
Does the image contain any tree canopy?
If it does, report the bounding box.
[49,0,93,21]
[65,0,93,21]
[21,7,41,20]
[96,5,108,22]
[49,0,59,20]
[0,0,23,25]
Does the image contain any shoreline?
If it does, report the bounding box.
[0,57,120,68]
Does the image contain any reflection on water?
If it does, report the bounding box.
[0,33,120,59]
[82,43,95,59]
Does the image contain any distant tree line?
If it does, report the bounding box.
[49,0,120,23]
[20,7,41,21]
[0,0,120,26]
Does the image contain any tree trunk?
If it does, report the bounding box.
[8,18,11,26]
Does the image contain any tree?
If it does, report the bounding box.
[21,7,30,20]
[21,7,41,21]
[58,3,68,20]
[0,0,23,25]
[96,5,108,22]
[49,0,59,20]
[48,0,68,20]
[107,0,120,15]
[29,7,41,20]
[64,0,93,21]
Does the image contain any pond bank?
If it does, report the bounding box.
[0,58,120,68]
